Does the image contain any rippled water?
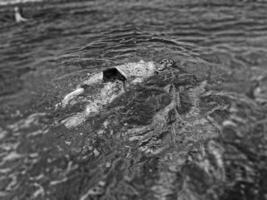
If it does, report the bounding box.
[1,0,267,116]
[1,0,267,200]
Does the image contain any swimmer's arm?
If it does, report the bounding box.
[61,87,85,108]
[60,73,103,108]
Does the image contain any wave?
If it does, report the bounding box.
[0,0,43,6]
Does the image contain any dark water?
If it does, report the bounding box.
[0,0,267,200]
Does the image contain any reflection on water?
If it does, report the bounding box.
[0,0,267,200]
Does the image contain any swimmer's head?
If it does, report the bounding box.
[14,6,19,12]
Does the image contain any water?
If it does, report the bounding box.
[0,0,267,199]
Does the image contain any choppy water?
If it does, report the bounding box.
[0,0,267,200]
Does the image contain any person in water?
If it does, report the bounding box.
[60,59,177,128]
[60,59,176,108]
[14,6,28,23]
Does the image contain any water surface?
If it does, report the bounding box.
[0,1,267,200]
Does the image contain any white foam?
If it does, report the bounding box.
[115,60,156,80]
[83,72,103,86]
[61,112,87,129]
[62,81,124,128]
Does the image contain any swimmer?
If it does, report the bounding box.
[14,6,28,23]
[60,59,175,108]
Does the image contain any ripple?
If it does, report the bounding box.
[1,0,267,199]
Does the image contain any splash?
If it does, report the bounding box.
[59,60,161,128]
